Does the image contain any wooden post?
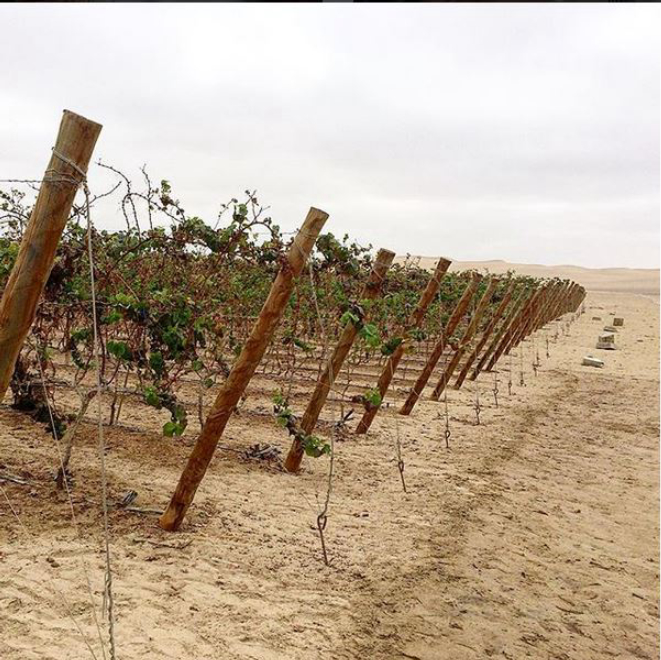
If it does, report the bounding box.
[502,285,549,356]
[543,282,574,327]
[0,110,102,401]
[501,283,550,355]
[399,272,481,416]
[355,257,451,435]
[571,284,584,313]
[430,277,498,400]
[483,284,542,373]
[554,282,575,317]
[574,285,584,311]
[469,286,530,381]
[283,248,395,473]
[159,207,328,531]
[532,282,566,331]
[509,281,561,352]
[454,280,516,389]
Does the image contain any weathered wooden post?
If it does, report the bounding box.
[501,283,551,356]
[355,257,452,435]
[510,281,561,351]
[504,286,549,357]
[536,282,567,330]
[469,286,530,381]
[160,207,328,531]
[454,280,516,389]
[0,110,102,400]
[399,272,481,416]
[430,277,498,400]
[483,284,543,373]
[532,281,564,330]
[283,248,395,473]
[544,282,574,327]
[572,284,585,313]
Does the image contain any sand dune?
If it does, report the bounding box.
[401,256,660,295]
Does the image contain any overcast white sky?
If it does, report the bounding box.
[1,4,659,268]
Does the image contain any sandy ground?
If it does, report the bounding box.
[0,289,658,659]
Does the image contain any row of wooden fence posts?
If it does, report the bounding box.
[430,276,499,400]
[354,256,452,435]
[160,260,584,529]
[282,248,396,473]
[159,208,329,530]
[454,279,516,389]
[399,272,482,415]
[0,110,586,533]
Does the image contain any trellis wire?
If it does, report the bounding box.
[54,150,117,659]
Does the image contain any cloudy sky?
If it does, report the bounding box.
[0,4,658,268]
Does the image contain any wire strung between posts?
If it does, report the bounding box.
[443,391,451,449]
[35,355,108,660]
[358,259,407,493]
[305,259,335,566]
[390,358,407,492]
[7,154,110,659]
[535,339,541,368]
[52,149,117,660]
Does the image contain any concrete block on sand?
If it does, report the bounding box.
[596,334,616,350]
[583,355,605,368]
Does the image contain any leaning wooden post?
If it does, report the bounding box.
[532,283,560,331]
[544,282,573,327]
[454,280,516,389]
[500,283,550,359]
[533,282,567,331]
[574,285,584,311]
[0,110,102,400]
[561,283,577,316]
[430,277,498,400]
[558,282,577,317]
[160,207,328,531]
[399,272,481,416]
[283,248,395,473]
[510,281,560,350]
[570,284,583,313]
[530,281,564,332]
[483,284,542,373]
[355,257,452,435]
[469,286,530,381]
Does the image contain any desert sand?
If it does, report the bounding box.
[0,265,659,659]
